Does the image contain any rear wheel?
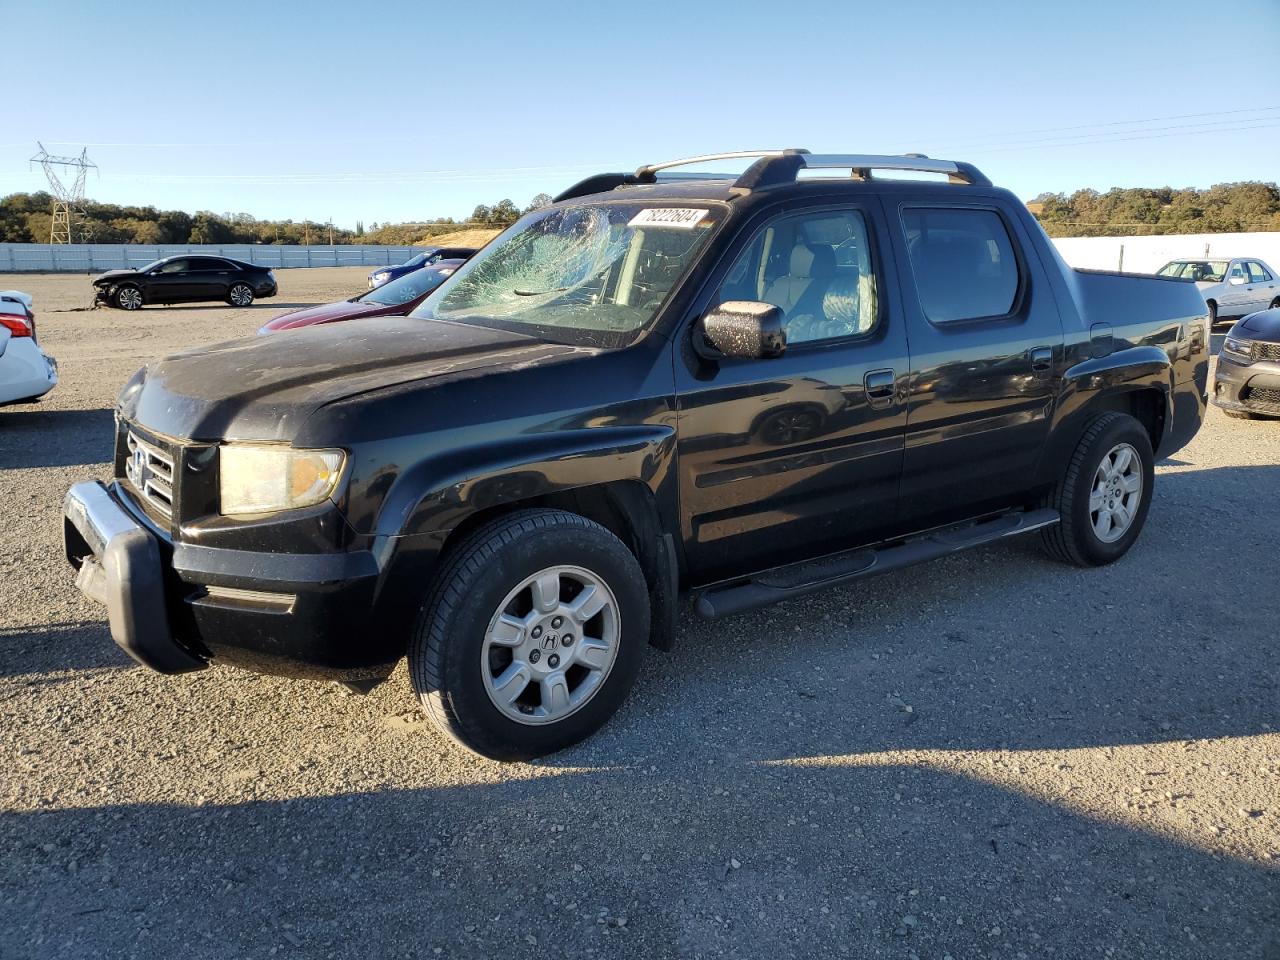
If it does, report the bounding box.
[113,285,143,310]
[227,283,254,307]
[1041,412,1154,567]
[410,509,649,761]
[1269,296,1280,310]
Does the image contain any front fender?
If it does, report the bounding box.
[375,425,678,538]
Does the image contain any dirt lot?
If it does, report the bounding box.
[1,268,1277,959]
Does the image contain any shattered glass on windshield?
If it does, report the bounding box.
[413,203,722,344]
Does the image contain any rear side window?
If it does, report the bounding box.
[1247,261,1272,282]
[902,208,1020,323]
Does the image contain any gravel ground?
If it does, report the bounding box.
[1,268,1277,960]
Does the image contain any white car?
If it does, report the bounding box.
[0,291,58,406]
[1156,257,1280,325]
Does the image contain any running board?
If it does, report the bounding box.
[694,508,1060,619]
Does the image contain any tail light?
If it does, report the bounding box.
[0,310,33,338]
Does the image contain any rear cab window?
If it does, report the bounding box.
[901,207,1021,323]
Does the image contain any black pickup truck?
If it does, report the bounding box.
[64,151,1209,760]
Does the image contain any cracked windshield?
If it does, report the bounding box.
[412,203,722,344]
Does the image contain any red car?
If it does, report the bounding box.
[258,260,465,334]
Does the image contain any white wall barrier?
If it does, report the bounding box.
[3,232,1278,275]
[0,244,422,273]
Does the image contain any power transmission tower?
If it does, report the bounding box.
[29,142,98,243]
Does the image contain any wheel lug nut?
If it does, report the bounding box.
[531,626,543,639]
[529,649,541,664]
[551,616,563,629]
[548,654,560,668]
[561,634,574,646]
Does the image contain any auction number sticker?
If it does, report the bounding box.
[628,208,710,229]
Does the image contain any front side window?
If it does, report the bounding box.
[1229,262,1248,281]
[413,202,723,346]
[715,208,878,344]
[1247,261,1272,282]
[158,259,189,274]
[902,208,1020,323]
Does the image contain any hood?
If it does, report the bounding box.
[94,268,141,284]
[1238,307,1280,341]
[258,298,392,333]
[120,316,585,442]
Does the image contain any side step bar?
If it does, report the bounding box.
[694,508,1060,619]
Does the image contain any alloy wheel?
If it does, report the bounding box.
[117,287,142,310]
[1089,442,1143,543]
[480,564,620,725]
[229,284,254,306]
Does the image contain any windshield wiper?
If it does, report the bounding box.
[513,287,568,297]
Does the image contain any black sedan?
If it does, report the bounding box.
[1214,306,1280,419]
[93,256,278,310]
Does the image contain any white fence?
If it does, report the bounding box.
[5,232,1279,275]
[0,244,421,273]
[1050,232,1280,274]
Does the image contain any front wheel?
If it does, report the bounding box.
[410,509,649,761]
[1206,300,1218,325]
[227,283,254,307]
[1041,412,1154,567]
[113,285,143,310]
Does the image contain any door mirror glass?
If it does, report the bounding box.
[699,301,786,359]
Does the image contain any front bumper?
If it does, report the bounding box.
[64,480,407,679]
[1212,353,1280,416]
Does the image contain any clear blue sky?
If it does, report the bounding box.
[4,0,1278,229]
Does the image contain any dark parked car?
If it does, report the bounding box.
[367,247,478,288]
[64,150,1208,761]
[1213,306,1280,419]
[259,260,465,333]
[93,256,277,310]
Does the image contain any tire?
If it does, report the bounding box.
[227,283,255,307]
[1041,412,1154,567]
[1206,300,1217,326]
[410,508,649,761]
[113,285,143,310]
[1269,297,1280,310]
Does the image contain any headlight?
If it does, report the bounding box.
[373,272,390,282]
[1222,336,1254,363]
[219,444,346,516]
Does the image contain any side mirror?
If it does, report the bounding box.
[698,301,786,360]
[1228,276,1246,286]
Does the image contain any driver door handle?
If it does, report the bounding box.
[864,368,896,409]
[1030,346,1053,376]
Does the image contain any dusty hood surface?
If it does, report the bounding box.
[120,316,575,442]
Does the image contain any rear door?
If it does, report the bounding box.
[675,201,910,582]
[888,198,1065,528]
[187,257,235,300]
[1246,261,1278,312]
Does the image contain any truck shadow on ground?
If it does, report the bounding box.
[0,407,114,469]
[0,622,133,680]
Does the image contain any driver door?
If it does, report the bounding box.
[146,258,194,303]
[674,203,909,583]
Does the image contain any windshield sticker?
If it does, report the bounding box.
[628,208,710,230]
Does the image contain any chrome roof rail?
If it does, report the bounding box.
[733,152,991,190]
[634,149,805,179]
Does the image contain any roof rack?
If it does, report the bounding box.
[552,150,990,202]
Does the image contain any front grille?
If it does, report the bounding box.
[1243,386,1280,412]
[124,428,177,520]
[1253,342,1280,362]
